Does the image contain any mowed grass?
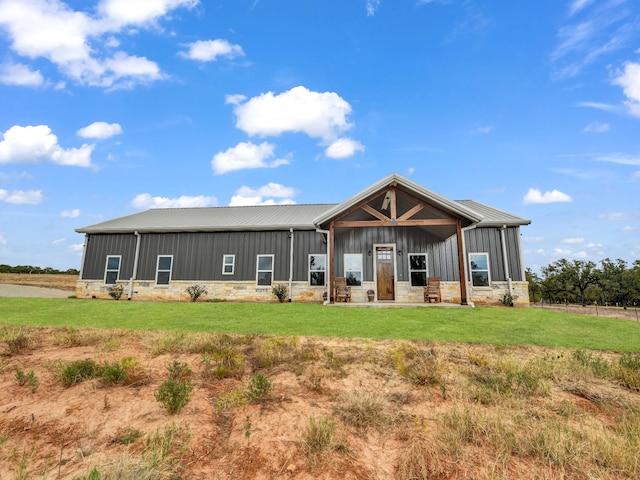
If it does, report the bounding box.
[1,298,639,352]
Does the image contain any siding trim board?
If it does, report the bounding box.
[77,174,531,306]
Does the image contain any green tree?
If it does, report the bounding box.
[542,259,599,306]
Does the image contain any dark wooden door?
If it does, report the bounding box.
[376,247,395,300]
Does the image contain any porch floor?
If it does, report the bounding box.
[328,301,471,308]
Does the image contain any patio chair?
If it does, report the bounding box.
[424,277,441,303]
[334,277,352,302]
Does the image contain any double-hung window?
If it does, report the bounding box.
[469,253,490,287]
[309,254,326,286]
[408,254,428,286]
[344,254,362,286]
[222,254,235,275]
[256,254,274,286]
[104,256,121,284]
[156,255,173,285]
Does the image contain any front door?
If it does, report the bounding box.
[376,247,395,301]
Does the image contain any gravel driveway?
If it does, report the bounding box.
[0,284,71,298]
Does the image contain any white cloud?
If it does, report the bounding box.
[523,236,545,243]
[229,183,297,206]
[0,170,32,182]
[623,225,638,232]
[0,125,94,167]
[595,153,640,166]
[407,167,415,175]
[562,237,585,244]
[523,188,572,205]
[613,61,640,116]
[77,121,123,139]
[470,125,493,134]
[179,39,244,62]
[366,0,380,16]
[61,208,80,218]
[325,138,364,159]
[52,238,65,245]
[568,0,594,16]
[0,234,6,245]
[130,193,218,209]
[231,86,354,142]
[69,243,84,252]
[0,61,44,87]
[598,212,626,220]
[211,141,289,175]
[576,101,620,112]
[0,0,195,89]
[583,121,609,132]
[0,188,43,204]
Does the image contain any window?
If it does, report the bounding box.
[104,256,121,284]
[409,254,428,286]
[344,253,362,286]
[156,255,173,285]
[469,253,490,287]
[256,254,274,286]
[309,254,326,286]
[222,254,235,275]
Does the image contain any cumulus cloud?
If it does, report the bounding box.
[583,121,609,132]
[179,39,244,62]
[523,188,572,205]
[229,183,297,206]
[130,193,218,209]
[77,121,123,139]
[0,125,94,167]
[613,61,640,116]
[231,86,354,142]
[211,141,289,175]
[0,61,44,87]
[0,0,195,89]
[0,188,43,204]
[61,208,80,218]
[325,138,364,159]
[562,237,585,244]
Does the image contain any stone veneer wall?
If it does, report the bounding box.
[76,279,529,306]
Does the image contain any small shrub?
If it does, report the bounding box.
[107,284,124,300]
[100,361,129,386]
[155,361,193,414]
[272,284,288,303]
[247,373,273,402]
[499,292,516,307]
[166,360,192,381]
[202,346,244,379]
[303,415,336,454]
[58,359,101,388]
[185,284,207,302]
[15,368,39,392]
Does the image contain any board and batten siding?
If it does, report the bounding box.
[81,230,326,283]
[333,227,461,282]
[464,226,524,282]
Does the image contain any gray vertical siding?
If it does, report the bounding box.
[463,226,524,282]
[81,234,137,280]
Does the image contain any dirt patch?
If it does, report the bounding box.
[0,273,77,292]
[1,327,639,479]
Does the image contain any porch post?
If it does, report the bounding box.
[456,220,468,305]
[329,222,335,303]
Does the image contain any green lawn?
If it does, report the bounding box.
[1,298,639,352]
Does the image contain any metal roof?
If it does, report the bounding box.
[76,175,530,234]
[76,204,337,234]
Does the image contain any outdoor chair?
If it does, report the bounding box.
[424,276,441,303]
[334,277,352,302]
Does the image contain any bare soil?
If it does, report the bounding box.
[1,328,639,479]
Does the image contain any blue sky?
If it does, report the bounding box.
[0,0,638,272]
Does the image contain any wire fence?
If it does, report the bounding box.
[530,299,640,322]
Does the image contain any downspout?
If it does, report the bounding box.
[316,228,331,305]
[288,228,294,302]
[461,225,476,307]
[500,225,513,297]
[128,231,141,300]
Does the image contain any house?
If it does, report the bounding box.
[75,174,531,305]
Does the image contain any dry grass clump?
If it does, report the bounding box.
[0,326,37,355]
[395,432,444,480]
[334,390,391,432]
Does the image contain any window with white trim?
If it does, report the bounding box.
[309,254,326,286]
[256,254,274,286]
[156,255,173,285]
[469,253,490,287]
[104,255,121,284]
[222,254,235,275]
[408,253,428,286]
[344,253,362,286]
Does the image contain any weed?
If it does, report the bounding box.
[571,349,612,378]
[334,390,389,431]
[214,387,247,412]
[155,361,193,414]
[390,343,445,387]
[150,331,187,356]
[58,359,101,387]
[244,416,252,443]
[185,284,207,302]
[303,415,336,454]
[74,467,101,480]
[246,373,273,402]
[15,368,39,392]
[202,347,244,379]
[112,426,142,445]
[1,326,33,355]
[52,327,101,348]
[100,361,129,386]
[272,283,288,303]
[396,433,442,480]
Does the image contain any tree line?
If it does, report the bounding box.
[0,264,79,275]
[527,258,640,307]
